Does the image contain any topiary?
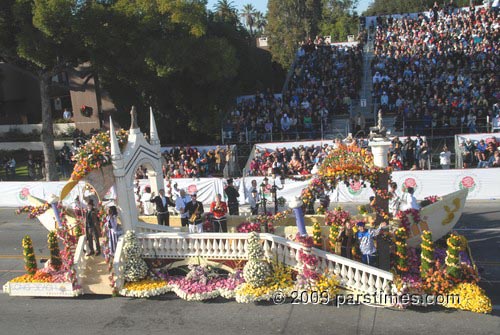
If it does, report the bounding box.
[48,230,62,271]
[243,232,271,288]
[312,221,322,248]
[394,227,408,274]
[22,235,37,275]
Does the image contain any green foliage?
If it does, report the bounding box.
[22,235,37,275]
[47,230,62,271]
[267,0,359,68]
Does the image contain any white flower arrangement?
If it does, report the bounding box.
[243,232,271,287]
[122,231,148,282]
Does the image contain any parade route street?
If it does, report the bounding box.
[0,202,499,335]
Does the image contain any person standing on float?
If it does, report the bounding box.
[224,178,240,215]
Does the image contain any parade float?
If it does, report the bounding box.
[3,109,491,313]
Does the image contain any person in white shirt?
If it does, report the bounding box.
[140,186,154,215]
[400,187,420,211]
[439,145,452,169]
[175,188,190,227]
[388,182,401,216]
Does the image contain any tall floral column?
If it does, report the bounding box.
[22,235,37,276]
[295,234,319,289]
[328,224,342,255]
[445,233,462,280]
[394,227,408,274]
[312,222,322,248]
[123,231,148,282]
[420,230,434,278]
[48,231,62,271]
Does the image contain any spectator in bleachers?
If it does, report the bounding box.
[371,6,499,136]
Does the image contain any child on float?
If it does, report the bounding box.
[355,221,388,266]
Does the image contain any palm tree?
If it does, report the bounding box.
[214,0,238,24]
[254,11,267,35]
[240,4,256,36]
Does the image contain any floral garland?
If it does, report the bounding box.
[375,189,392,200]
[420,230,434,279]
[317,143,391,189]
[295,233,320,287]
[445,233,463,280]
[70,129,128,181]
[394,227,409,274]
[16,203,51,219]
[420,195,440,207]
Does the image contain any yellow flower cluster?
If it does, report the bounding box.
[236,262,294,302]
[10,273,52,283]
[314,274,340,299]
[444,282,492,314]
[124,279,168,291]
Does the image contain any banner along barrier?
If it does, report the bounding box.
[1,168,499,208]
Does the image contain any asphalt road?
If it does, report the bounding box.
[0,202,499,335]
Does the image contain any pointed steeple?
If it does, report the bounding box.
[109,116,121,159]
[149,107,160,146]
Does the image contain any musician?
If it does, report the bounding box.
[224,178,240,215]
[210,194,228,232]
[149,189,175,226]
[185,193,204,233]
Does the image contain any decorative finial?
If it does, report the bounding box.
[130,105,138,129]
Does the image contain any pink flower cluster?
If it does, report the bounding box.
[237,221,262,233]
[298,249,318,267]
[168,270,244,295]
[424,195,439,204]
[294,233,314,248]
[325,208,351,228]
[397,209,421,232]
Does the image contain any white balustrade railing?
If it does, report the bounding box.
[134,221,181,234]
[135,232,394,295]
[113,237,126,290]
[73,235,87,287]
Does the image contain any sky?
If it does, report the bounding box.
[206,0,373,15]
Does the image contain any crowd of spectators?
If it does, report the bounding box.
[157,145,232,179]
[371,3,499,136]
[224,38,363,143]
[459,136,500,168]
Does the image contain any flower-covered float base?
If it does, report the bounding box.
[3,282,82,297]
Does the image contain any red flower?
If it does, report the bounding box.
[461,176,475,189]
[404,178,416,188]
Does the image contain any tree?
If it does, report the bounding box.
[214,0,238,25]
[254,11,267,35]
[240,4,256,36]
[266,0,314,68]
[0,0,87,181]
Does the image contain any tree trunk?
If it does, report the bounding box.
[40,74,59,181]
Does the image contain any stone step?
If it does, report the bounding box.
[80,254,113,295]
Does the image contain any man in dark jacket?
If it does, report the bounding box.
[224,178,240,215]
[85,199,101,256]
[150,189,175,226]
